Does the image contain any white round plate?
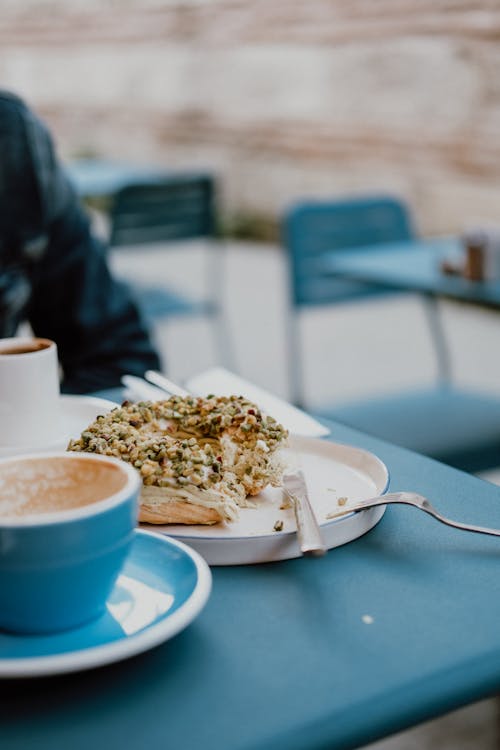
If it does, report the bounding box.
[142,436,390,565]
[0,394,116,457]
[0,530,212,678]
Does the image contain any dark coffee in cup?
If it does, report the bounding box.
[0,339,52,356]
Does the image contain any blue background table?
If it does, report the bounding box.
[1,411,500,749]
[65,159,216,206]
[64,158,168,200]
[320,237,500,309]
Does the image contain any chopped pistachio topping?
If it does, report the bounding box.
[67,395,288,506]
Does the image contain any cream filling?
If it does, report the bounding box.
[141,483,239,522]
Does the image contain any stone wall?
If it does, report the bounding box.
[2,0,500,234]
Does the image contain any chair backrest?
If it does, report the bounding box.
[109,174,216,247]
[282,195,415,307]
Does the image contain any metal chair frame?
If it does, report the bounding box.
[108,174,235,371]
[283,195,452,408]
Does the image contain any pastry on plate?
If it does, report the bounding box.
[67,395,288,525]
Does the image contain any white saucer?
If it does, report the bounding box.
[0,394,116,457]
[0,530,212,678]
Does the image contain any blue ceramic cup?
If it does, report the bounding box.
[0,452,141,633]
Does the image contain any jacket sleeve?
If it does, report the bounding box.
[22,104,162,393]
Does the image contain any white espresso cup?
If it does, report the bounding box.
[0,337,61,448]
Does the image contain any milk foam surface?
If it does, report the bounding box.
[0,458,126,518]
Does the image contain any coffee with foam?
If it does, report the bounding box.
[0,457,127,518]
[0,452,140,633]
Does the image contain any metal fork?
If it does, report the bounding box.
[329,491,500,537]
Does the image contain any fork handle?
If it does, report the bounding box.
[145,371,190,397]
[423,509,500,537]
[353,492,500,538]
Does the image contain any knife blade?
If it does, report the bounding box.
[282,469,326,557]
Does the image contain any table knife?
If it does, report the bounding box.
[282,469,326,557]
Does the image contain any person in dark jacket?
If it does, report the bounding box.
[0,90,160,393]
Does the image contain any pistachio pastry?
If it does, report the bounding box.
[67,395,288,525]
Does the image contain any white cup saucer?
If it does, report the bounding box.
[0,394,117,458]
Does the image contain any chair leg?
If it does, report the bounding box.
[212,307,238,372]
[207,239,238,372]
[286,308,306,408]
[421,293,453,385]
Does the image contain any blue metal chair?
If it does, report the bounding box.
[283,195,500,472]
[108,173,234,369]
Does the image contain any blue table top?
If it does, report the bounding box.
[321,237,500,308]
[64,158,165,198]
[65,158,214,200]
[2,415,500,750]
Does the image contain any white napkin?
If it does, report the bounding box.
[186,367,331,438]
